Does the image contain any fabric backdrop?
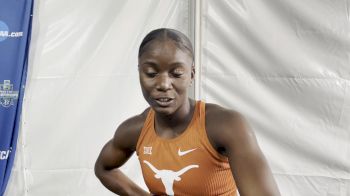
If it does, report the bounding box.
[5,0,192,195]
[199,0,350,195]
[5,0,350,195]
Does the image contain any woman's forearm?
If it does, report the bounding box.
[96,168,150,196]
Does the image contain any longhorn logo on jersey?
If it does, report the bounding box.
[143,160,199,195]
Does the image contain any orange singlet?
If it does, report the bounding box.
[136,101,237,196]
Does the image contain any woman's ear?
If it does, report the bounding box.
[189,65,195,87]
[191,64,195,81]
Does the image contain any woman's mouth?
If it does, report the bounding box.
[154,97,174,107]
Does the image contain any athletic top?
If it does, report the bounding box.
[136,101,237,196]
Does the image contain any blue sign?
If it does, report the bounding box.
[0,0,33,195]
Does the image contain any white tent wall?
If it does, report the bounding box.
[5,0,193,195]
[199,0,350,196]
[4,0,350,196]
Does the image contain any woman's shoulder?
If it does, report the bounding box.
[120,107,151,131]
[205,102,244,124]
[204,102,250,152]
[112,107,151,151]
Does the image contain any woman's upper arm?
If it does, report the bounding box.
[95,112,147,172]
[206,105,280,196]
[95,131,133,172]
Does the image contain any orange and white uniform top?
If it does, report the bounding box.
[136,101,237,196]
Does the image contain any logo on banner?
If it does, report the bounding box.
[0,20,23,42]
[0,80,19,107]
[0,148,12,160]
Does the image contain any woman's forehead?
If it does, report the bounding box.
[142,39,177,52]
[139,40,192,60]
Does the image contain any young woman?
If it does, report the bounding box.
[95,28,280,196]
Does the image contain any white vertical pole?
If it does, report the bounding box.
[20,51,29,196]
[194,0,202,100]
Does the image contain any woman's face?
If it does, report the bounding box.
[138,39,194,115]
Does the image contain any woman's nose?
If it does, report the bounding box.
[156,74,172,91]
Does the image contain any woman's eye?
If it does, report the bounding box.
[171,68,184,77]
[172,70,184,78]
[173,73,183,77]
[146,72,157,77]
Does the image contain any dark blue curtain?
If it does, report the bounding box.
[0,0,33,195]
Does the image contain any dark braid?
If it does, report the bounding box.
[138,28,194,60]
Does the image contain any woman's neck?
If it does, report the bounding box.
[155,98,195,130]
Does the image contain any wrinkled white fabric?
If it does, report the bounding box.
[5,0,192,195]
[200,0,350,195]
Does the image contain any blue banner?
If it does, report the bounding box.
[0,0,33,195]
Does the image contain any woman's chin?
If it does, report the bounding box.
[152,105,175,116]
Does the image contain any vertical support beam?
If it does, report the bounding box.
[188,0,196,99]
[194,0,202,100]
